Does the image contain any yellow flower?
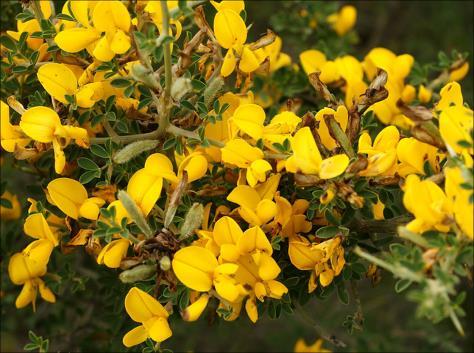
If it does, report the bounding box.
[173,218,287,323]
[227,185,277,226]
[127,152,207,216]
[123,287,172,347]
[231,103,266,140]
[1,101,30,153]
[396,137,440,177]
[294,338,331,353]
[358,126,400,177]
[273,195,312,238]
[403,174,453,233]
[363,48,414,128]
[20,106,89,174]
[214,9,264,77]
[288,236,345,293]
[436,82,473,155]
[47,178,105,220]
[286,127,349,179]
[327,5,357,36]
[8,239,55,309]
[221,139,272,187]
[0,191,21,221]
[37,63,104,108]
[55,0,131,62]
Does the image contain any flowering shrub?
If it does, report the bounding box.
[0,1,472,352]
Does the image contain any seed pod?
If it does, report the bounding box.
[204,76,224,107]
[113,140,159,164]
[119,264,156,283]
[179,203,204,240]
[159,256,171,271]
[118,190,153,238]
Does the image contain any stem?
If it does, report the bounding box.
[325,115,356,158]
[90,130,160,145]
[398,226,431,248]
[353,246,423,283]
[157,0,173,136]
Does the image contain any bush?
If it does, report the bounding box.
[1,1,473,352]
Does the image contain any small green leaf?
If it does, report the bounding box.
[110,78,131,88]
[77,157,99,171]
[90,144,109,159]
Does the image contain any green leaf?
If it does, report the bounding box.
[90,144,109,158]
[110,78,131,88]
[79,170,100,184]
[77,157,100,171]
[0,35,16,51]
[315,225,340,239]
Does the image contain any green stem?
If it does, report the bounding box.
[157,0,173,136]
[353,246,424,283]
[398,226,431,248]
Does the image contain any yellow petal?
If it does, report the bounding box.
[239,46,261,73]
[221,139,264,168]
[38,278,55,303]
[213,216,243,246]
[37,63,78,104]
[127,169,163,217]
[299,49,326,75]
[266,280,288,299]
[15,281,36,309]
[179,153,208,182]
[47,178,88,219]
[214,9,247,49]
[255,199,277,225]
[182,294,210,322]
[144,153,178,182]
[124,287,169,323]
[111,29,131,54]
[227,185,261,209]
[436,81,463,111]
[319,154,349,179]
[92,0,131,33]
[258,253,280,281]
[172,246,218,292]
[245,297,258,323]
[79,198,103,220]
[55,28,101,53]
[232,104,265,140]
[92,35,115,62]
[239,225,272,255]
[20,107,61,143]
[123,325,148,348]
[24,213,59,246]
[147,317,172,343]
[288,127,322,174]
[97,238,129,268]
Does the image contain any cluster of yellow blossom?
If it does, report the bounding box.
[0,0,472,350]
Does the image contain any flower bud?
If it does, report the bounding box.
[159,256,171,271]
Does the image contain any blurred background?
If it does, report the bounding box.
[1,1,473,352]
